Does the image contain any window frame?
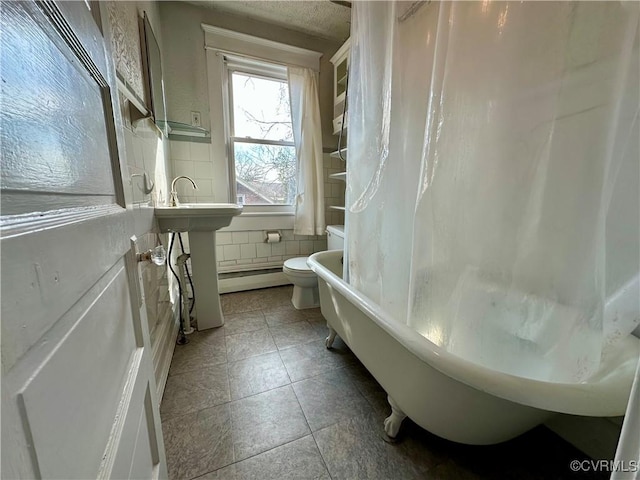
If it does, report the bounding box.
[224,57,296,213]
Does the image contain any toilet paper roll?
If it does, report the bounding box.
[266,232,281,243]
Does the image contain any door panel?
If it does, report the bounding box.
[1,2,167,478]
[1,206,132,371]
[19,261,136,479]
[104,376,162,480]
[0,1,116,215]
[51,0,108,74]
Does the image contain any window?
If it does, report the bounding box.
[227,59,297,206]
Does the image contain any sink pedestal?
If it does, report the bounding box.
[154,203,243,331]
[189,231,224,329]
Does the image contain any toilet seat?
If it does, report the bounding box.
[282,256,319,309]
[283,257,314,275]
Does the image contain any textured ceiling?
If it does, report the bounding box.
[185,1,351,42]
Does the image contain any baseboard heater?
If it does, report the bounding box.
[218,267,291,294]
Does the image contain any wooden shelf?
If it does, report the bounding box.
[337,73,348,86]
[330,206,345,211]
[330,172,346,181]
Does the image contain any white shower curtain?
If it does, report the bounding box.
[288,67,325,236]
[346,1,639,382]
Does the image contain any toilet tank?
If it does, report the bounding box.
[326,225,345,250]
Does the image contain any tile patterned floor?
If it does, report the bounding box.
[161,286,606,480]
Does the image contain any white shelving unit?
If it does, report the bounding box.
[329,148,348,160]
[329,38,350,215]
[328,148,347,212]
[330,39,350,135]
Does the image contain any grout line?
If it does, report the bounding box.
[290,378,314,439]
[205,433,317,478]
[222,330,233,415]
[163,360,363,425]
[227,389,237,469]
[228,382,291,404]
[277,358,295,384]
[274,338,295,387]
[311,430,334,480]
[226,348,279,366]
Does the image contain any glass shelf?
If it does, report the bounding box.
[159,120,211,141]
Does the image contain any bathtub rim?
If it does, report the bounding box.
[308,249,639,417]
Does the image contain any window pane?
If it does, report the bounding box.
[234,142,297,205]
[232,72,293,141]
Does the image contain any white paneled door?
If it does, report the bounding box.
[1,1,167,479]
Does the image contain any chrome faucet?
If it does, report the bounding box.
[170,176,198,206]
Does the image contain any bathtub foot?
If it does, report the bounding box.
[384,396,407,440]
[325,326,337,349]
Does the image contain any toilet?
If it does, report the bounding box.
[283,225,345,309]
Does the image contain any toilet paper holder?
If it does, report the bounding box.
[265,231,282,243]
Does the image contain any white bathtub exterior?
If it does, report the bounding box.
[308,250,640,445]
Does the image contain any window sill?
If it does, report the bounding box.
[219,210,295,232]
[239,210,294,217]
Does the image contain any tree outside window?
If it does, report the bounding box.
[230,71,296,205]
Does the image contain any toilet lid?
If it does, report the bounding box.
[284,257,312,272]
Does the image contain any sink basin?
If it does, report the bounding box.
[155,203,243,232]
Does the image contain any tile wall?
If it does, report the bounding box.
[167,140,216,203]
[169,140,345,272]
[215,230,327,272]
[122,112,169,207]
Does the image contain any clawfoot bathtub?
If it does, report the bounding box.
[308,250,640,445]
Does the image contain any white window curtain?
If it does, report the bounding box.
[288,67,325,236]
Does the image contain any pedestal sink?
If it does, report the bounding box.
[155,203,243,330]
